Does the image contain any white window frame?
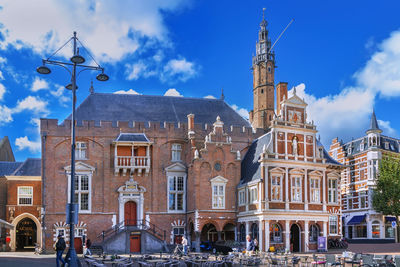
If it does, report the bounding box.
[171,143,182,162]
[328,178,338,204]
[291,176,302,202]
[329,216,338,235]
[211,176,227,209]
[18,186,33,206]
[249,186,258,204]
[271,175,282,202]
[75,141,87,160]
[67,173,92,213]
[310,177,320,203]
[359,191,367,209]
[238,190,246,206]
[56,228,66,238]
[167,175,186,213]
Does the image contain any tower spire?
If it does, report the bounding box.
[220,88,225,100]
[366,109,382,134]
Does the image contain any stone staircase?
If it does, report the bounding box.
[95,220,169,254]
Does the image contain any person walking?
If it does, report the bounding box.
[55,234,66,267]
[246,235,255,255]
[85,238,92,256]
[181,235,188,256]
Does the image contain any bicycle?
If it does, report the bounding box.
[34,243,43,255]
[173,244,184,257]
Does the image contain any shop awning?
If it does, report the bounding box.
[385,216,397,222]
[0,218,14,229]
[347,215,366,225]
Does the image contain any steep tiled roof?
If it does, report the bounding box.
[0,161,22,176]
[12,158,41,176]
[65,93,251,127]
[343,135,400,156]
[240,133,271,185]
[115,133,150,142]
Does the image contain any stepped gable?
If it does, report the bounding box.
[240,132,271,185]
[11,158,41,176]
[64,93,251,127]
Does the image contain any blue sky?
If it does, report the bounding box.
[1,0,400,162]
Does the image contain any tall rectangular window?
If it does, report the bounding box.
[75,142,87,160]
[238,190,245,206]
[329,216,338,235]
[310,178,320,203]
[168,176,185,211]
[171,144,182,162]
[74,175,90,211]
[359,191,367,209]
[18,186,33,205]
[212,184,225,209]
[249,187,258,203]
[291,176,302,202]
[271,176,282,201]
[328,178,338,203]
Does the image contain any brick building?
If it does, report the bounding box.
[329,112,399,242]
[40,94,260,253]
[4,158,42,251]
[39,12,342,254]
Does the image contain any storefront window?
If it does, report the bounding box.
[385,222,395,239]
[355,224,367,238]
[371,220,380,238]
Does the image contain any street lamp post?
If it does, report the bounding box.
[37,32,108,267]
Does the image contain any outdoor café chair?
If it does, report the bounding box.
[360,254,378,267]
[325,254,342,266]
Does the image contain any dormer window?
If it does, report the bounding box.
[385,142,389,150]
[360,142,364,151]
[347,147,352,155]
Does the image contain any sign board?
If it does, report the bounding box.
[317,236,327,252]
[392,221,397,228]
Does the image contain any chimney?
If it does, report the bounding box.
[187,114,195,148]
[276,82,288,116]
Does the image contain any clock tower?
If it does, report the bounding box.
[249,10,275,131]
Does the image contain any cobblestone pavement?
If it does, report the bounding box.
[348,243,400,254]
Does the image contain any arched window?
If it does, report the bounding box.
[251,223,259,240]
[372,220,380,238]
[239,224,246,242]
[270,223,282,243]
[309,224,319,243]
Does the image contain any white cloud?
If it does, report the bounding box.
[0,105,12,125]
[0,83,5,100]
[204,95,216,99]
[114,89,142,95]
[231,104,249,119]
[355,30,400,98]
[0,0,188,62]
[162,58,198,82]
[0,70,4,80]
[13,96,49,115]
[31,77,49,92]
[125,62,150,80]
[164,88,183,97]
[0,56,6,65]
[378,119,397,136]
[15,136,41,153]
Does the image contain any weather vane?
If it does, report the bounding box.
[263,7,266,20]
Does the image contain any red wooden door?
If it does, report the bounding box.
[125,201,137,226]
[130,235,141,253]
[74,237,83,254]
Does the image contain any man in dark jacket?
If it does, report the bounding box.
[55,234,66,267]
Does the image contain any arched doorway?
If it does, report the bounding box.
[290,224,300,252]
[201,223,218,242]
[251,223,259,240]
[125,201,137,226]
[16,218,36,251]
[222,223,235,241]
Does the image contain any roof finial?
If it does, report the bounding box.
[262,7,266,21]
[89,80,94,94]
[220,88,225,100]
[293,86,297,95]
